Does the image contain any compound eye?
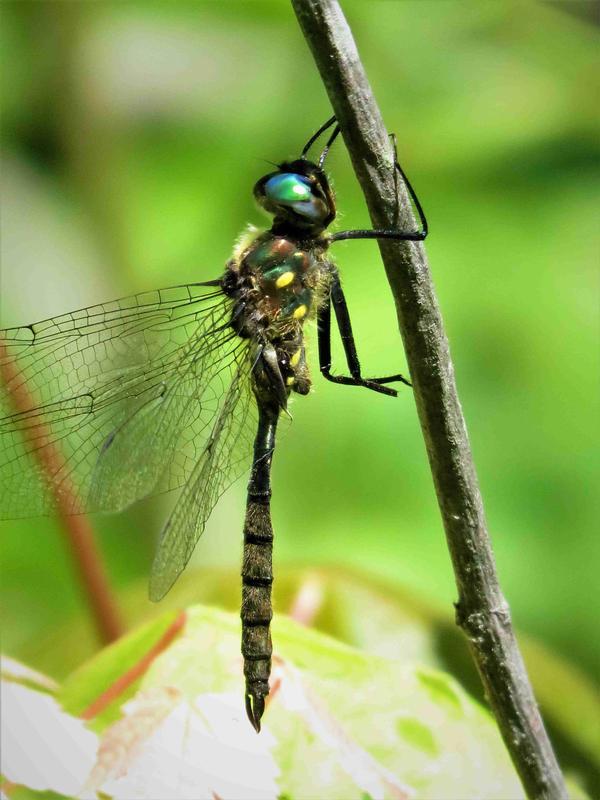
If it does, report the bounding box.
[262,171,328,223]
[264,173,313,204]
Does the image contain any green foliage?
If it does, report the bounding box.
[11,566,599,793]
[61,610,183,728]
[3,606,537,798]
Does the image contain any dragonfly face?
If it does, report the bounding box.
[0,114,426,732]
[253,158,336,232]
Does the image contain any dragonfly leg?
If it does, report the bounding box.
[301,115,337,158]
[317,266,411,396]
[330,132,428,244]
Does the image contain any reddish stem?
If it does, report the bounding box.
[81,610,187,720]
[0,341,123,644]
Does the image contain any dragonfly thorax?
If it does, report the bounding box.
[253,158,336,234]
[225,230,330,406]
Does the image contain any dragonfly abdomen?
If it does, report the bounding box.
[241,403,278,732]
[241,498,274,733]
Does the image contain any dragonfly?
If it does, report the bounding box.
[0,116,427,732]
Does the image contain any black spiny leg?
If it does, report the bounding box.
[330,133,428,244]
[318,265,411,397]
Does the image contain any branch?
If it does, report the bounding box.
[290,2,567,798]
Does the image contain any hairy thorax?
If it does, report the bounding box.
[223,229,331,397]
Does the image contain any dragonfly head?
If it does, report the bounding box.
[253,158,336,233]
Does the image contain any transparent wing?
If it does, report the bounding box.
[0,282,250,519]
[149,353,258,600]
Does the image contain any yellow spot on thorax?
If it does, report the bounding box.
[275,271,295,289]
[290,349,301,368]
[293,304,307,320]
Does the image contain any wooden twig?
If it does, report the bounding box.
[0,343,123,645]
[290,1,567,798]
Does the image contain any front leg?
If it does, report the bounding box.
[317,265,411,397]
[330,133,428,244]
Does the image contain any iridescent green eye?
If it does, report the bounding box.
[264,173,312,204]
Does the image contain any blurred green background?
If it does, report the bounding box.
[0,0,598,764]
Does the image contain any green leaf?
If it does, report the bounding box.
[56,604,527,799]
[60,608,182,728]
[17,564,597,794]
